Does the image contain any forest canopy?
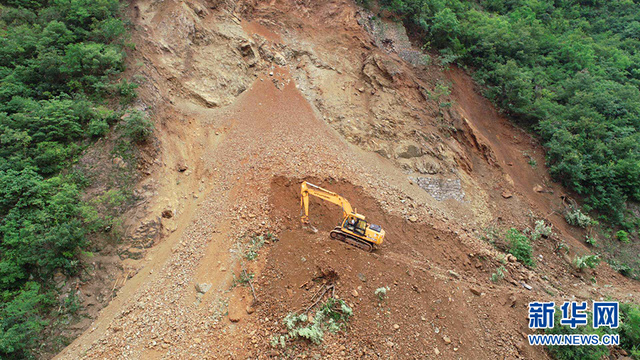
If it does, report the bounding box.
[0,0,134,357]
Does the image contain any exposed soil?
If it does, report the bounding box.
[259,176,542,359]
[53,0,640,359]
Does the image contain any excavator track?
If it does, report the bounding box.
[329,227,374,252]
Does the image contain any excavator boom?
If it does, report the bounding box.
[300,182,353,223]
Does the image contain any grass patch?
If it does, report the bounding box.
[490,266,506,283]
[505,228,535,267]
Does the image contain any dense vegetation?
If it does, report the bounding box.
[381,0,640,226]
[0,1,145,357]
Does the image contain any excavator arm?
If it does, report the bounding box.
[300,181,353,224]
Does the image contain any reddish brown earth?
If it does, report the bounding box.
[258,176,544,359]
[53,0,640,359]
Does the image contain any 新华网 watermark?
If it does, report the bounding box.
[527,301,619,346]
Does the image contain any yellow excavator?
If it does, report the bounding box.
[300,181,385,252]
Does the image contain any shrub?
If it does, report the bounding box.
[375,286,390,300]
[555,241,569,254]
[282,298,352,344]
[120,110,153,143]
[505,228,534,267]
[88,118,109,137]
[439,53,459,67]
[0,282,51,357]
[244,235,265,261]
[490,266,506,283]
[573,255,601,271]
[565,207,596,228]
[270,334,287,349]
[544,310,609,360]
[620,303,640,351]
[608,259,635,279]
[532,220,552,240]
[616,230,631,244]
[231,271,254,288]
[115,79,138,104]
[428,81,451,101]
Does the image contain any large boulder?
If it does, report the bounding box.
[395,142,423,159]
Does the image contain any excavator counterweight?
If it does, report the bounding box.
[300,181,385,251]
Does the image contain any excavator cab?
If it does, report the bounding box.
[340,213,384,247]
[344,214,367,236]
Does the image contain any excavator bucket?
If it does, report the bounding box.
[303,223,318,233]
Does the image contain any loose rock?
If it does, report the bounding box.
[195,283,212,294]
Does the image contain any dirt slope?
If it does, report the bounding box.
[56,0,639,359]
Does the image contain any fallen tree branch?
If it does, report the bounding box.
[243,269,258,302]
[305,284,334,314]
[122,269,133,287]
[110,276,121,300]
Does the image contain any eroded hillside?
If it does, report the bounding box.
[55,0,640,359]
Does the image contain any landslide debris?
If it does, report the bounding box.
[56,1,640,359]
